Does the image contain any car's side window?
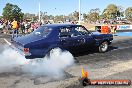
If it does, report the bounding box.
[42,27,52,36]
[34,27,52,37]
[69,27,81,37]
[59,27,81,38]
[59,27,71,38]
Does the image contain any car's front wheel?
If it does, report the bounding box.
[99,41,108,53]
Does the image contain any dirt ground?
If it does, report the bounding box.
[0,35,132,88]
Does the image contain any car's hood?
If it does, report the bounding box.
[92,32,102,35]
[92,32,113,38]
[13,33,44,46]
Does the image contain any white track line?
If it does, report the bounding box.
[4,38,11,45]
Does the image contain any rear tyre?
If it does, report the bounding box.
[45,48,55,58]
[99,41,108,53]
[45,48,62,58]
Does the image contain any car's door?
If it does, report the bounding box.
[76,26,95,48]
[59,27,85,52]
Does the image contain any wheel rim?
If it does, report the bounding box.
[100,42,108,52]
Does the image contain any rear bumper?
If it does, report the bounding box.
[10,45,47,59]
[25,55,44,59]
[10,44,31,57]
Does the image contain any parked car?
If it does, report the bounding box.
[11,24,113,59]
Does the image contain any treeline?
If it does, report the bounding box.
[1,3,132,22]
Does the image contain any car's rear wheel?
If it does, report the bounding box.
[45,48,62,58]
[99,41,108,53]
[28,48,61,63]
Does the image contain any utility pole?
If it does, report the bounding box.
[79,0,81,25]
[39,2,41,22]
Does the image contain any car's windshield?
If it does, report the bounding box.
[75,26,91,35]
[33,26,53,36]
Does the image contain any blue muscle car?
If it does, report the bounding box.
[11,24,113,59]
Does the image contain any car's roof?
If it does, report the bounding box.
[42,23,81,28]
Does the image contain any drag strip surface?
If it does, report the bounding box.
[0,36,132,88]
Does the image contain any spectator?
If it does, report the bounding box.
[24,21,31,33]
[34,22,40,29]
[20,21,25,34]
[30,22,36,32]
[2,20,6,34]
[11,18,19,38]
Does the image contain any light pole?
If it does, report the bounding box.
[79,0,81,25]
[39,2,41,22]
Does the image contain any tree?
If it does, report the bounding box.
[103,4,118,19]
[23,13,35,21]
[117,6,124,17]
[83,13,87,21]
[43,15,49,20]
[87,8,100,22]
[68,13,74,21]
[48,15,54,20]
[2,3,24,21]
[73,11,79,20]
[125,7,132,22]
[54,15,65,22]
[0,16,2,19]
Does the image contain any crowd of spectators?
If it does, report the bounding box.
[0,19,52,34]
[0,18,79,35]
[0,17,131,35]
[95,18,131,25]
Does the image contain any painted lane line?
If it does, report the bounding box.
[4,38,11,45]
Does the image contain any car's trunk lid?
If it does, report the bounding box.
[12,33,44,46]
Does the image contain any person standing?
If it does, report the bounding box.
[11,18,19,38]
[30,22,35,32]
[24,21,30,33]
[20,21,25,34]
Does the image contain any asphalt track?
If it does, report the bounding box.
[0,34,132,88]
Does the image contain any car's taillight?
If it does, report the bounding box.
[23,48,29,53]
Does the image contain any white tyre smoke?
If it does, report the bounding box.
[0,46,74,79]
[23,48,74,78]
[0,45,29,72]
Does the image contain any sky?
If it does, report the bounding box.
[0,0,132,16]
